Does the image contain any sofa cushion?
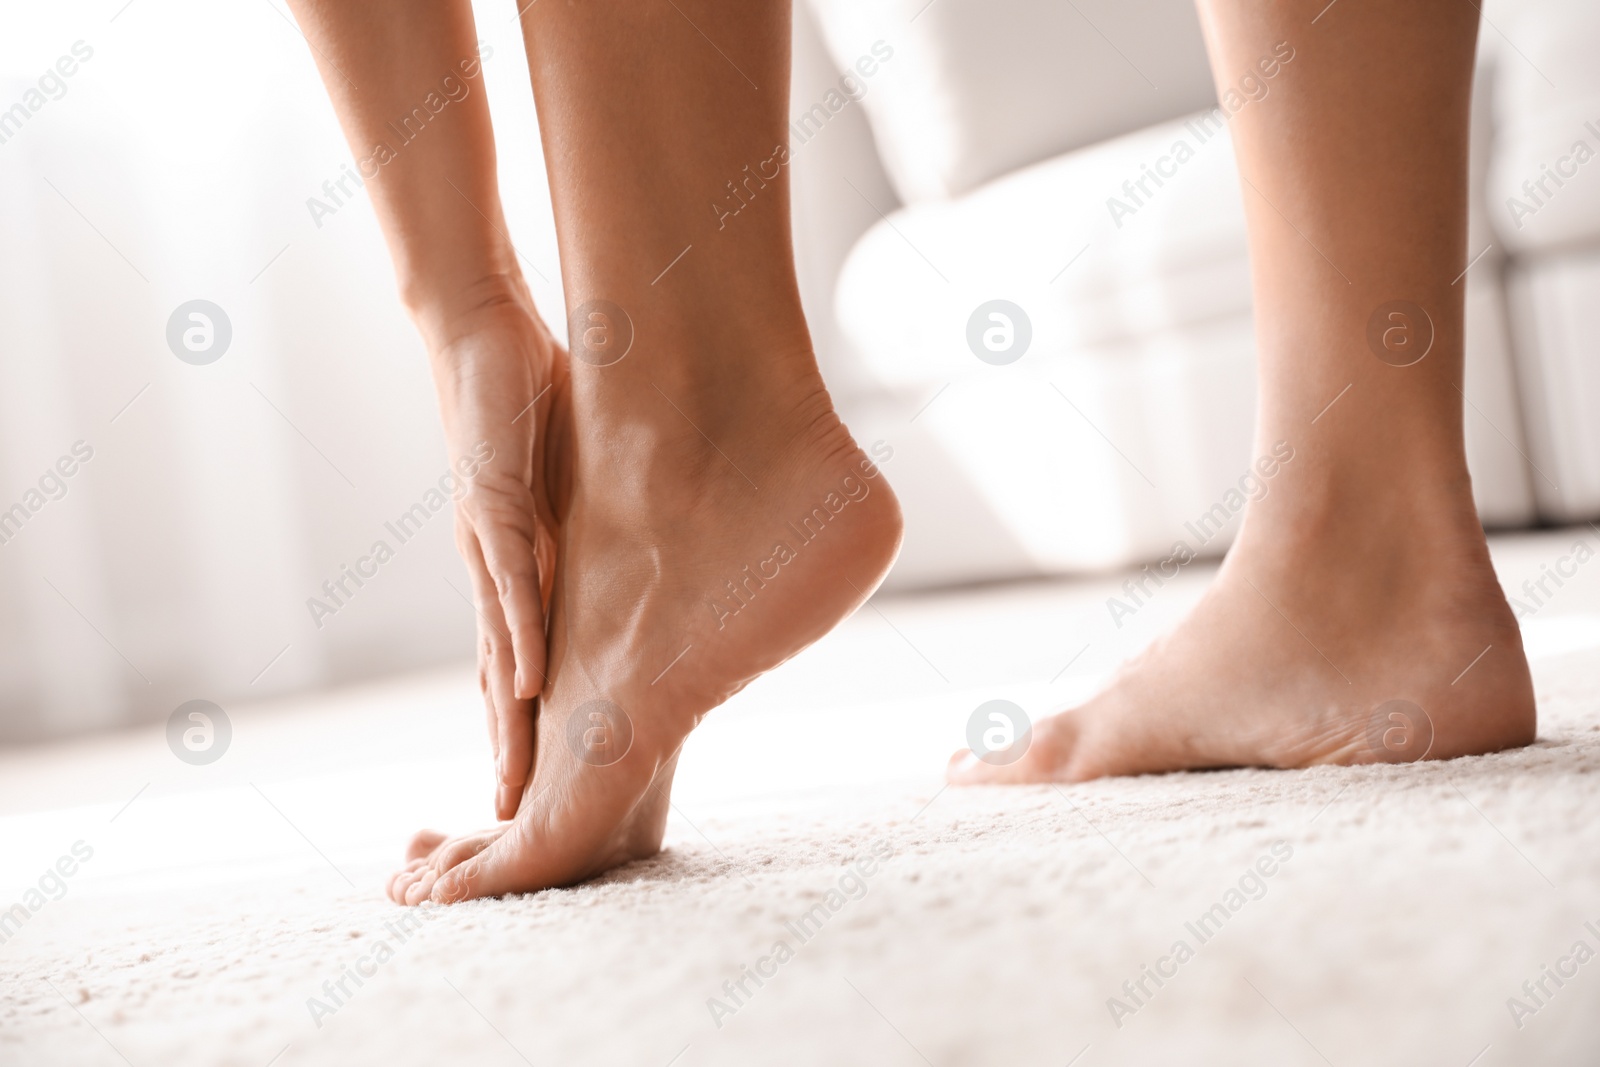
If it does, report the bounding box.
[1485,0,1600,254]
[835,109,1250,386]
[805,0,1216,204]
[856,313,1262,577]
[1507,248,1600,520]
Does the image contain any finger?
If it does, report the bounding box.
[460,515,501,769]
[475,518,548,702]
[459,528,535,810]
[479,641,500,772]
[494,693,537,821]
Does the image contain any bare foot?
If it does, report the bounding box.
[389,373,902,904]
[940,0,1534,785]
[948,478,1536,784]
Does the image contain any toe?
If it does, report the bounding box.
[431,824,539,904]
[405,869,438,906]
[432,831,502,875]
[945,748,983,784]
[380,857,419,902]
[947,712,1083,785]
[387,857,427,901]
[946,747,1036,784]
[405,829,447,862]
[390,868,420,905]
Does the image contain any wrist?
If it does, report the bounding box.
[406,270,533,354]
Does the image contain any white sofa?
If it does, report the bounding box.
[790,0,1596,589]
[1487,4,1600,521]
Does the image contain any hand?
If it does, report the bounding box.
[428,280,570,820]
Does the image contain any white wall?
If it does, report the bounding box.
[0,0,572,740]
[0,0,902,742]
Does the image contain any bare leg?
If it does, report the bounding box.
[403,0,902,902]
[953,0,1534,783]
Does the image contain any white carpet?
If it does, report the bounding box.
[3,530,1599,1067]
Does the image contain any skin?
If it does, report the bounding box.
[951,0,1536,784]
[288,0,903,902]
[287,0,1536,902]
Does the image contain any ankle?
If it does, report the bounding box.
[578,373,848,509]
[571,308,832,445]
[1234,456,1489,584]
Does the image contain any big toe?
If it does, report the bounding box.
[431,824,542,905]
[946,711,1082,785]
[946,747,1038,785]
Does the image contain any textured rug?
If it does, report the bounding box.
[3,531,1599,1067]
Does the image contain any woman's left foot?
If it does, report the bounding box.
[948,477,1536,784]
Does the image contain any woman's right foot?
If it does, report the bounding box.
[390,360,903,904]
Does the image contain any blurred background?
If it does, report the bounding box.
[1,0,1597,744]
